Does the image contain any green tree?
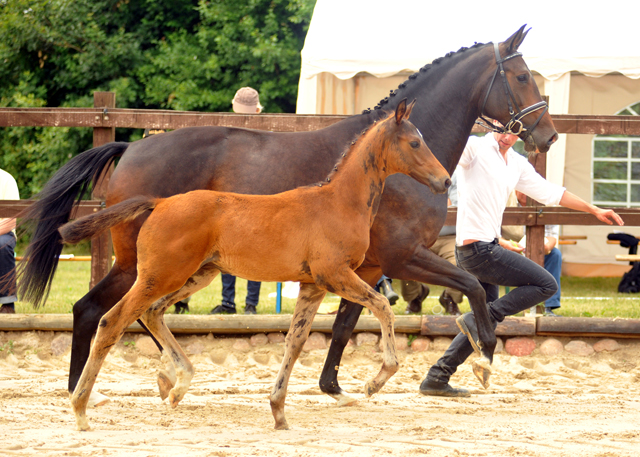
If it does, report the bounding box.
[0,0,316,195]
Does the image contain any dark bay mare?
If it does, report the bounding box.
[57,100,450,431]
[18,26,557,404]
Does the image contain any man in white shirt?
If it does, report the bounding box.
[420,128,623,397]
[0,168,19,313]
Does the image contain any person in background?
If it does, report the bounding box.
[375,275,399,305]
[402,169,463,315]
[211,87,263,315]
[420,125,623,397]
[515,190,563,317]
[0,168,19,313]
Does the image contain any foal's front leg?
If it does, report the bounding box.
[328,269,399,397]
[270,283,326,430]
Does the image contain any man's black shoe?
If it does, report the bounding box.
[456,312,482,356]
[405,284,429,314]
[439,291,461,316]
[419,379,470,397]
[210,304,236,314]
[244,304,257,315]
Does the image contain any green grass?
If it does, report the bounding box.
[14,261,640,318]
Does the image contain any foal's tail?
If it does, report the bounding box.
[59,196,158,245]
[17,142,129,308]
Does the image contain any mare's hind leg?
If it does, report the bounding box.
[323,268,398,397]
[141,264,220,405]
[271,283,326,430]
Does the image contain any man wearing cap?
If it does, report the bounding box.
[211,87,263,315]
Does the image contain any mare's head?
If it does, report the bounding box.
[479,25,558,153]
[384,99,451,194]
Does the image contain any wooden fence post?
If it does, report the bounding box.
[90,92,115,288]
[525,152,547,267]
[525,95,550,268]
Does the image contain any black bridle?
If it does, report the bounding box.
[477,43,548,140]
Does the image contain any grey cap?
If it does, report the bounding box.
[232,87,263,113]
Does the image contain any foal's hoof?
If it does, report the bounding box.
[168,390,184,409]
[472,356,492,389]
[157,371,175,401]
[76,417,91,432]
[364,380,380,398]
[274,419,290,430]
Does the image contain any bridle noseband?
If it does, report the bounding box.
[477,43,548,140]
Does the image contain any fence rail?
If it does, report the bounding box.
[3,107,640,135]
[2,93,640,288]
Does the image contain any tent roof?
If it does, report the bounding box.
[301,0,640,81]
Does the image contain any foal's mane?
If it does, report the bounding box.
[311,108,393,188]
[364,42,487,113]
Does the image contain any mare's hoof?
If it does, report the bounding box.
[334,392,358,407]
[87,390,110,408]
[472,356,492,389]
[157,371,175,401]
[456,313,482,356]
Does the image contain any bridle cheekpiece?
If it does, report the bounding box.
[477,43,548,140]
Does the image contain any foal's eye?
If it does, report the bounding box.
[410,141,420,148]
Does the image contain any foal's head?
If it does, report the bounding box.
[384,99,451,194]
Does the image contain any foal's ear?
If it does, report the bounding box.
[395,98,416,124]
[395,98,408,125]
[504,24,530,54]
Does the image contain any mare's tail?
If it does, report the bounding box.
[59,196,157,245]
[17,142,129,308]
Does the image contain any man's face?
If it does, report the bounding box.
[493,131,519,152]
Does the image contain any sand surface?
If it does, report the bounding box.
[0,330,639,456]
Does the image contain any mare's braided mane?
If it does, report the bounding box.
[362,42,486,113]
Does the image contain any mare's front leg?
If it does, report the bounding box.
[326,269,399,397]
[271,283,326,430]
[384,245,495,385]
[319,266,381,405]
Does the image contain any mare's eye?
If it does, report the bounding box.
[410,141,420,148]
[517,74,528,83]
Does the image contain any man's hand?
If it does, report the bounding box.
[594,208,624,226]
[499,237,524,253]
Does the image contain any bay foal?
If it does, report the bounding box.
[59,99,450,431]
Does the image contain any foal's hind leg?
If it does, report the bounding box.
[325,269,399,397]
[141,264,220,406]
[70,287,157,431]
[270,283,326,430]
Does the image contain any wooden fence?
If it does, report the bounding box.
[3,92,640,287]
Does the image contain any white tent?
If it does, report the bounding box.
[297,0,640,275]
